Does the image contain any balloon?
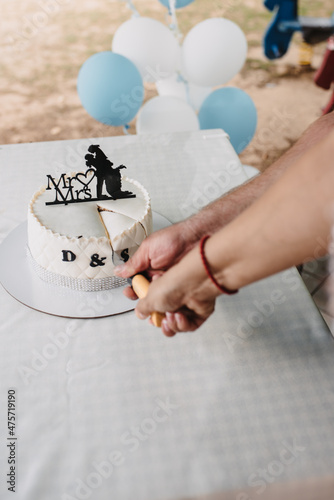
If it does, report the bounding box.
[181,18,247,87]
[156,74,211,111]
[198,87,257,154]
[112,17,179,82]
[77,51,144,126]
[158,0,195,8]
[136,96,199,134]
[156,73,211,111]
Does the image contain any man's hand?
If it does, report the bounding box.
[114,221,200,300]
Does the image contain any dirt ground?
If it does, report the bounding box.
[0,0,333,170]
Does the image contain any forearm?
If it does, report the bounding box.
[117,113,334,283]
[204,130,334,291]
[184,111,334,240]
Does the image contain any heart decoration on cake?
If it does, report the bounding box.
[76,169,96,188]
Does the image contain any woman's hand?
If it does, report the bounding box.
[134,245,221,336]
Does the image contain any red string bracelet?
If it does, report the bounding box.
[199,235,238,295]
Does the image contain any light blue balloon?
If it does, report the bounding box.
[158,0,195,9]
[198,87,257,154]
[77,51,144,126]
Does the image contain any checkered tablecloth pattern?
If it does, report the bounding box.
[0,131,333,500]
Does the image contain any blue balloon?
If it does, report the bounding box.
[158,0,195,9]
[77,51,144,126]
[198,87,257,154]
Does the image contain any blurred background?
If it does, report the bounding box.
[0,0,333,170]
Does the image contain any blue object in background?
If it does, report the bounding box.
[198,87,257,154]
[158,0,195,9]
[263,0,298,59]
[77,51,144,126]
[263,0,334,59]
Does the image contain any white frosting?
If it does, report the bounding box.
[99,212,138,241]
[27,176,152,285]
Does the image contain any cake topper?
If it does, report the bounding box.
[45,145,136,206]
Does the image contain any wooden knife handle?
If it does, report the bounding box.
[131,274,165,328]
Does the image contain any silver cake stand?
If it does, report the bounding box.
[0,212,170,319]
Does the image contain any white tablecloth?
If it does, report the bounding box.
[0,131,334,500]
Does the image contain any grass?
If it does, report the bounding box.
[243,58,274,72]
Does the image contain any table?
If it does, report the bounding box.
[0,130,334,500]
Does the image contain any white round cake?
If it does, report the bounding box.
[27,176,152,291]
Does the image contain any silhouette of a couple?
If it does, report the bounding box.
[85,145,135,200]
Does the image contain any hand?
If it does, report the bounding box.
[134,245,220,336]
[114,221,199,300]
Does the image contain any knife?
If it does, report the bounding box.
[98,209,165,328]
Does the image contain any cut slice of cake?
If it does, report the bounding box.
[97,208,147,261]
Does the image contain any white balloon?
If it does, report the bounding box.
[181,18,248,87]
[136,96,199,134]
[112,17,179,82]
[156,74,212,111]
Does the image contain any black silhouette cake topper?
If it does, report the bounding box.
[45,145,136,206]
